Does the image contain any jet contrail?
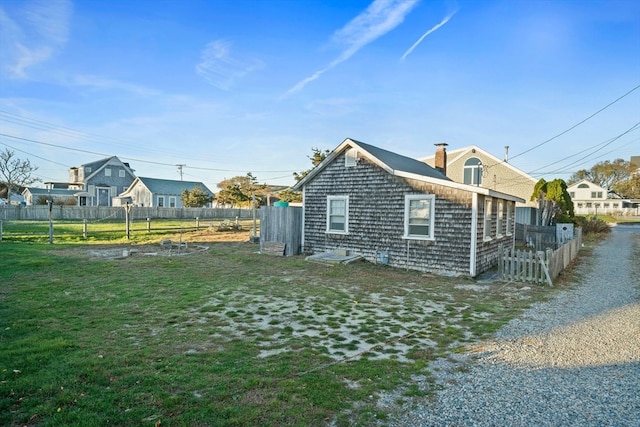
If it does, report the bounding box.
[401,8,458,61]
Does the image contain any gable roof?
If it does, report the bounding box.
[566,179,607,192]
[293,138,524,202]
[133,177,214,196]
[73,156,135,181]
[294,138,449,191]
[419,145,538,185]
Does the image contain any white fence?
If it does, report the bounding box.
[498,228,582,286]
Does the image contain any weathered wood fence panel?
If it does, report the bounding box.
[260,206,302,256]
[499,228,582,286]
[0,206,253,221]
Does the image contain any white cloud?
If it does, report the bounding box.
[73,75,162,97]
[401,7,458,60]
[0,0,72,78]
[283,0,419,97]
[195,39,264,90]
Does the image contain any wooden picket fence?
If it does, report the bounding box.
[498,228,582,286]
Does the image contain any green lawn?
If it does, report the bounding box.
[1,239,565,426]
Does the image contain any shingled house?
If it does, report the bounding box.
[115,177,214,208]
[293,138,524,277]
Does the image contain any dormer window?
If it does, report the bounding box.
[345,148,358,168]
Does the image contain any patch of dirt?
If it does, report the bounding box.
[78,242,210,259]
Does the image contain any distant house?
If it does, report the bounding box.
[293,138,523,277]
[22,187,77,205]
[68,156,137,206]
[116,177,214,208]
[22,156,137,206]
[567,179,638,215]
[420,145,540,224]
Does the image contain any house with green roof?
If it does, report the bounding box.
[116,177,214,208]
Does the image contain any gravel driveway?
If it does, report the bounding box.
[390,225,640,427]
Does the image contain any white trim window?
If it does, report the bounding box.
[345,148,358,167]
[119,169,125,178]
[463,157,483,186]
[483,197,493,240]
[327,196,348,234]
[169,196,177,208]
[506,202,513,235]
[158,196,165,207]
[404,194,435,240]
[496,200,504,237]
[105,168,111,177]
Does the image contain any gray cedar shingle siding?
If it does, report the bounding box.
[303,153,496,275]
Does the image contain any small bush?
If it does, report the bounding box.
[574,216,611,234]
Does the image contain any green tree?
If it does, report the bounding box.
[0,148,40,201]
[216,173,267,207]
[276,188,302,203]
[181,185,214,207]
[293,147,330,182]
[531,178,574,225]
[613,174,640,199]
[568,159,635,190]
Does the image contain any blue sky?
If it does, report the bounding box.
[1,0,639,191]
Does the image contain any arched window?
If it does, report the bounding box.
[463,158,483,185]
[577,183,589,188]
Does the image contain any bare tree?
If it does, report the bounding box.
[0,148,40,202]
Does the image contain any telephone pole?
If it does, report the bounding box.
[176,164,186,181]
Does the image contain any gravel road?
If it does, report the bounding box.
[389,225,640,427]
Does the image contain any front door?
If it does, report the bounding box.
[97,187,110,206]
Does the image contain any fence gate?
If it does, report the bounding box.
[498,245,552,286]
[259,206,302,256]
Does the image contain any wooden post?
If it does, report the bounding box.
[48,200,53,244]
[83,219,88,239]
[252,194,257,240]
[196,216,200,229]
[147,217,151,233]
[125,203,131,240]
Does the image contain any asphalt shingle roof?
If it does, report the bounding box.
[137,177,213,195]
[348,139,450,181]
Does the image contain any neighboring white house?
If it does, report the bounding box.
[567,179,639,216]
[116,177,214,208]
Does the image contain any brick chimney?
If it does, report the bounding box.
[434,143,448,176]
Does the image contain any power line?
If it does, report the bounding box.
[530,121,640,175]
[0,133,297,174]
[510,83,640,160]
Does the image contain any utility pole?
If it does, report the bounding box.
[176,164,186,181]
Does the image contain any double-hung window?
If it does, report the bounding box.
[404,195,435,240]
[483,197,493,240]
[158,196,165,207]
[496,200,504,237]
[506,202,513,235]
[327,196,348,233]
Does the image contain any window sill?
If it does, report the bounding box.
[483,237,493,242]
[403,235,435,241]
[326,230,348,235]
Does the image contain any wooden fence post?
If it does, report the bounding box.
[147,218,151,233]
[48,200,53,245]
[83,219,88,239]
